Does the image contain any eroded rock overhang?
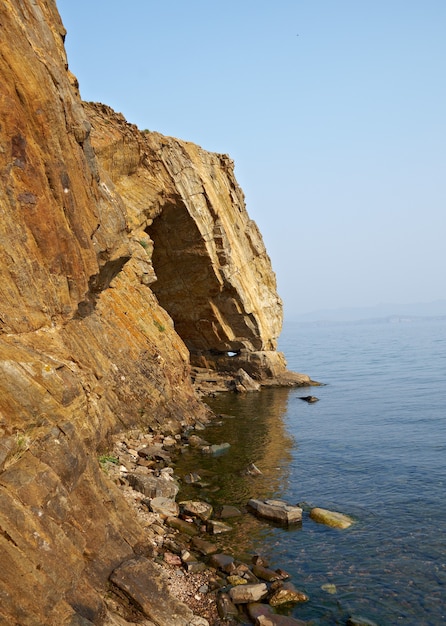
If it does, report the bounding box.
[85,103,289,381]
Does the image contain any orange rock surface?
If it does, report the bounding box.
[0,1,308,623]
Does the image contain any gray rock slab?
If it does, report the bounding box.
[247,499,302,525]
[127,473,179,499]
[229,583,268,604]
[180,500,213,521]
[149,496,179,518]
[110,556,194,626]
[137,445,172,463]
[216,504,242,518]
[208,553,235,573]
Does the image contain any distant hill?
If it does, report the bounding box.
[289,300,446,323]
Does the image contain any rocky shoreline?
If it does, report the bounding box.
[101,419,312,625]
[100,410,358,626]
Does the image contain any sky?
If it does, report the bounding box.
[57,0,446,318]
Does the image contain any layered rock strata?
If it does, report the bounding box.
[0,1,311,624]
[83,101,307,385]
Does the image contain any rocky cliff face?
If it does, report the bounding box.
[0,1,308,624]
[82,102,291,382]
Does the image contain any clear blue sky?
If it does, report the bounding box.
[58,0,445,318]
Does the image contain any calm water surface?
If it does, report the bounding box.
[176,318,446,625]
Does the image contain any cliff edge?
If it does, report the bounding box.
[0,1,311,624]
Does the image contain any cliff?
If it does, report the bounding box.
[0,1,310,624]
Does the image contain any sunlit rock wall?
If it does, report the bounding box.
[0,1,207,623]
[85,102,285,377]
[0,0,295,623]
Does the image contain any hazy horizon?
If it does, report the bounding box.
[285,298,446,322]
[58,0,446,318]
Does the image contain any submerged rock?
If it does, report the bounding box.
[249,603,308,625]
[242,462,263,476]
[309,507,354,529]
[206,519,233,534]
[247,499,303,525]
[201,442,231,455]
[321,583,337,594]
[184,471,202,483]
[215,504,242,518]
[347,617,379,626]
[191,536,218,556]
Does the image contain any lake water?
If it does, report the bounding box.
[177,318,446,625]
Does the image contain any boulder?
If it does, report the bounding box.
[110,556,195,625]
[234,368,261,392]
[252,564,282,582]
[208,553,235,573]
[247,499,303,525]
[216,504,242,518]
[180,500,213,521]
[309,507,354,529]
[127,473,179,499]
[268,582,309,606]
[217,593,239,620]
[229,583,268,604]
[149,496,179,518]
[137,445,172,463]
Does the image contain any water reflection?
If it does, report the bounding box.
[175,387,298,557]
